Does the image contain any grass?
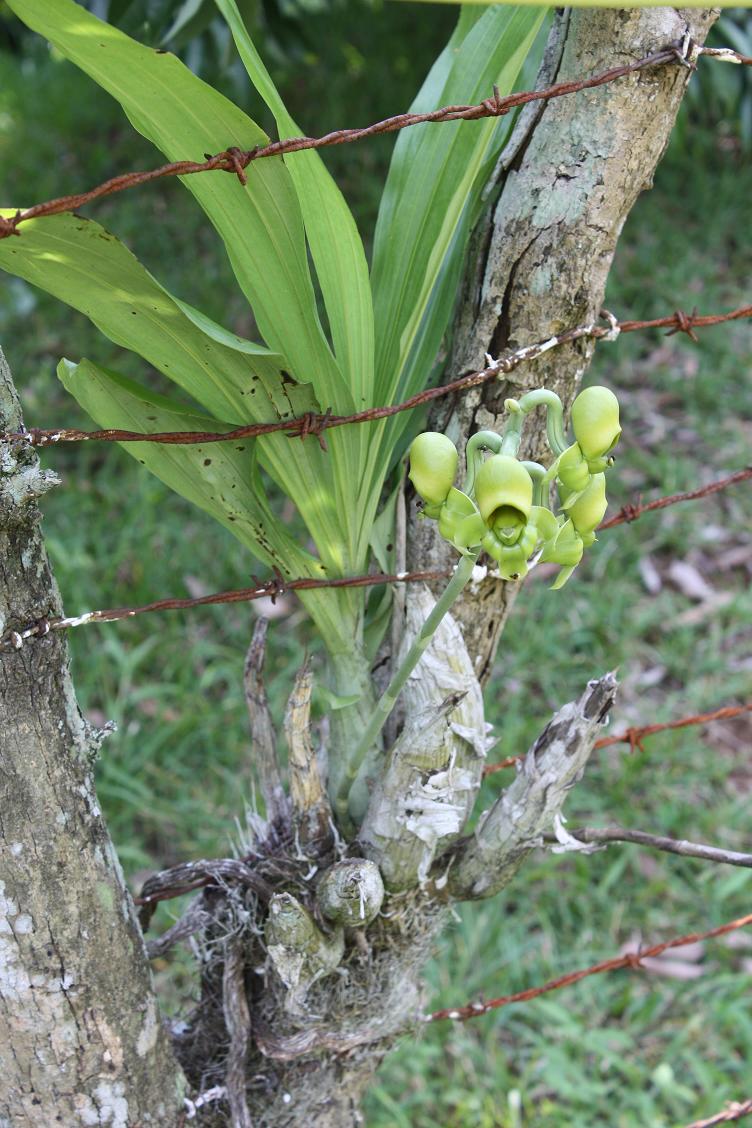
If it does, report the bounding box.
[1,13,751,1127]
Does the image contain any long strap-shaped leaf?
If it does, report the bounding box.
[213,0,378,569]
[355,7,543,558]
[0,211,347,578]
[6,0,351,416]
[58,358,352,651]
[213,0,375,410]
[371,5,544,410]
[9,0,378,576]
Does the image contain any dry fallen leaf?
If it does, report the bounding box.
[667,561,716,602]
[638,555,662,595]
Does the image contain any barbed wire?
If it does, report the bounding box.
[3,304,750,450]
[599,467,752,531]
[483,702,752,777]
[2,466,749,652]
[0,568,447,652]
[683,1099,752,1128]
[425,910,752,1022]
[1,40,748,244]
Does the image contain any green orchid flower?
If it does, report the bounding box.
[407,383,620,590]
[437,487,487,554]
[571,385,621,461]
[481,504,559,581]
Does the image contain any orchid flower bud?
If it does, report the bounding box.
[409,432,458,513]
[475,455,533,546]
[571,386,621,461]
[568,473,607,546]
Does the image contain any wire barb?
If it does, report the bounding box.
[666,306,700,342]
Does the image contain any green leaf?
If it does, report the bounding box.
[214,0,375,410]
[57,357,352,649]
[0,210,349,579]
[213,0,379,572]
[6,0,351,415]
[372,5,545,412]
[57,358,307,569]
[0,211,305,425]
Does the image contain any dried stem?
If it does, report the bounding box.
[447,675,617,901]
[683,1099,752,1128]
[145,896,212,959]
[284,661,333,852]
[484,702,752,776]
[244,619,288,829]
[222,935,253,1128]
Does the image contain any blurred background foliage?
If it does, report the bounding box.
[0,4,751,1125]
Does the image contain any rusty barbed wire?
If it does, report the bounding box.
[2,304,751,449]
[0,568,449,652]
[483,702,752,777]
[425,910,752,1023]
[683,1099,752,1128]
[2,466,749,652]
[3,40,748,243]
[594,702,752,752]
[599,467,752,531]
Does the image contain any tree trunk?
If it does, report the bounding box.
[408,4,717,680]
[0,347,184,1124]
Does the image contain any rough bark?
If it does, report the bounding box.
[408,5,717,682]
[0,347,184,1125]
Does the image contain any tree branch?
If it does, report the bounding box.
[545,826,752,868]
[683,1099,752,1128]
[0,347,184,1122]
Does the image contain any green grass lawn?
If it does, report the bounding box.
[1,17,750,1127]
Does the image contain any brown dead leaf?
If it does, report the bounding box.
[672,592,734,628]
[667,561,716,602]
[638,555,663,595]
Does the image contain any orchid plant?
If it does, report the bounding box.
[0,0,621,828]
